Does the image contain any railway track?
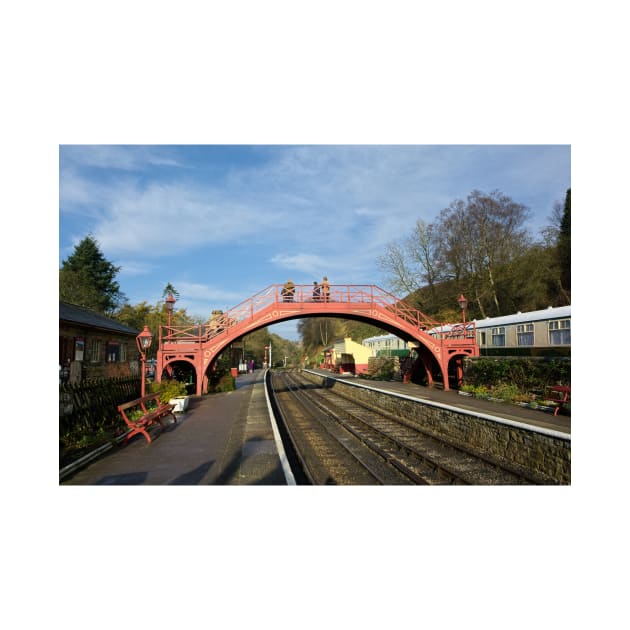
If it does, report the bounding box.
[268,369,541,485]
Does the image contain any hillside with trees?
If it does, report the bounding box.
[377,188,571,322]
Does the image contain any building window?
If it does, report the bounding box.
[107,341,121,362]
[90,339,102,363]
[74,338,84,361]
[517,323,534,346]
[549,319,571,345]
[479,331,486,345]
[491,327,505,346]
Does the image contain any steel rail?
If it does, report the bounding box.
[270,371,392,485]
[279,370,541,485]
[310,381,551,485]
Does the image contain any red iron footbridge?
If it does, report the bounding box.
[156,284,478,395]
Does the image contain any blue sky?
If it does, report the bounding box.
[59,145,570,339]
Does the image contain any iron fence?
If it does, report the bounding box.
[59,376,141,437]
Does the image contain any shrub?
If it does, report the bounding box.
[206,371,235,393]
[461,357,570,405]
[378,360,395,380]
[215,375,235,392]
[464,357,570,390]
[492,382,522,402]
[147,379,187,403]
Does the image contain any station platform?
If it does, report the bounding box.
[307,369,571,436]
[61,370,288,485]
[61,368,569,485]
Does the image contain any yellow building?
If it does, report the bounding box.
[327,337,373,374]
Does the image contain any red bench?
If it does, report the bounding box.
[546,385,571,416]
[117,394,177,444]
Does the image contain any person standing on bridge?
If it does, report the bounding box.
[321,276,330,302]
[282,279,295,302]
[312,281,321,302]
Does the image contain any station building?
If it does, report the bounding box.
[59,301,141,383]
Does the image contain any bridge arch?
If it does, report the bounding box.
[157,284,478,395]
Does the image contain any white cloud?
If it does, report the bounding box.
[91,181,285,256]
[60,145,183,171]
[175,281,244,305]
[270,252,329,274]
[117,259,156,277]
[62,146,460,265]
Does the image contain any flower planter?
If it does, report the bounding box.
[169,396,190,413]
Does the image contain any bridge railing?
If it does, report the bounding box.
[429,322,477,342]
[160,284,476,345]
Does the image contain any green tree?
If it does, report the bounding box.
[59,235,125,313]
[113,300,200,358]
[59,268,105,310]
[162,283,180,299]
[114,301,154,331]
[558,188,571,294]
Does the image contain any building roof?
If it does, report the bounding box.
[59,301,140,336]
[472,305,571,329]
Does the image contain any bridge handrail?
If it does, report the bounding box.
[159,284,476,344]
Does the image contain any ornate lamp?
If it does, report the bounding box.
[457,294,468,324]
[165,293,176,331]
[136,325,153,396]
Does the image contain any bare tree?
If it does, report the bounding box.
[377,218,446,305]
[377,240,422,296]
[438,190,531,317]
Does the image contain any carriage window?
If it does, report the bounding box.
[549,319,571,345]
[491,327,505,346]
[517,323,534,346]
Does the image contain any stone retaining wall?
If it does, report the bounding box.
[302,371,570,484]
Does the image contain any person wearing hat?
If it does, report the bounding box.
[321,276,330,302]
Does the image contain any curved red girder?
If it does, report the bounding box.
[157,284,478,394]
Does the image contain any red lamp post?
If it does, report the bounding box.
[136,325,153,397]
[457,294,468,324]
[165,293,176,335]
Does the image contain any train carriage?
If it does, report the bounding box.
[473,305,570,356]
